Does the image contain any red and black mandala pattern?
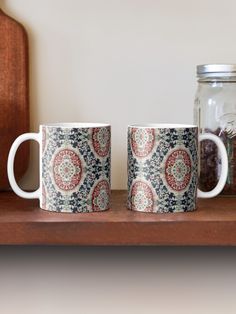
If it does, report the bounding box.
[131,181,154,212]
[92,127,110,157]
[42,126,111,212]
[165,148,192,192]
[42,183,47,209]
[53,149,82,191]
[42,126,47,153]
[131,128,155,158]
[92,180,110,211]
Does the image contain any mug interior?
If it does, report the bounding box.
[40,122,110,128]
[128,123,197,129]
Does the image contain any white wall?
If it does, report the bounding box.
[3,0,236,190]
[1,1,236,313]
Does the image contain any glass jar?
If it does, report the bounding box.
[194,64,236,196]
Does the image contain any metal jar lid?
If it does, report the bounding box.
[197,64,236,78]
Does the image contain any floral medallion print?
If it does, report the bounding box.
[42,183,46,209]
[92,127,110,157]
[42,126,111,213]
[131,128,155,158]
[165,148,192,192]
[92,180,110,211]
[42,126,47,152]
[131,181,154,212]
[128,127,198,213]
[53,149,82,191]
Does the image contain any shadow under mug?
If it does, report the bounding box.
[127,124,228,213]
[8,123,111,213]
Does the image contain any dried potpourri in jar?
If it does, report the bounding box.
[194,64,236,196]
[199,128,236,195]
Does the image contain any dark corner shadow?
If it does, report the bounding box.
[0,0,6,11]
[0,245,235,259]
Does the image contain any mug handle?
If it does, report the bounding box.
[197,133,228,198]
[7,133,41,199]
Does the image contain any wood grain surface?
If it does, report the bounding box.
[0,191,235,245]
[0,8,29,190]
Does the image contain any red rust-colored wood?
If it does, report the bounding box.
[0,191,235,245]
[0,8,29,189]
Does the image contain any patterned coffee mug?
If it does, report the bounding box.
[127,124,228,213]
[8,123,111,213]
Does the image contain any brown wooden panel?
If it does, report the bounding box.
[0,9,29,190]
[0,191,235,245]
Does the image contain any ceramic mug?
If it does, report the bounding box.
[127,124,228,213]
[8,123,111,213]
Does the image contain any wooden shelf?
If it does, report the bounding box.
[0,191,236,245]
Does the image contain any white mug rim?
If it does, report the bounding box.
[128,123,197,129]
[40,122,110,128]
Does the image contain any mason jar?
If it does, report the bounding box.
[194,64,236,196]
